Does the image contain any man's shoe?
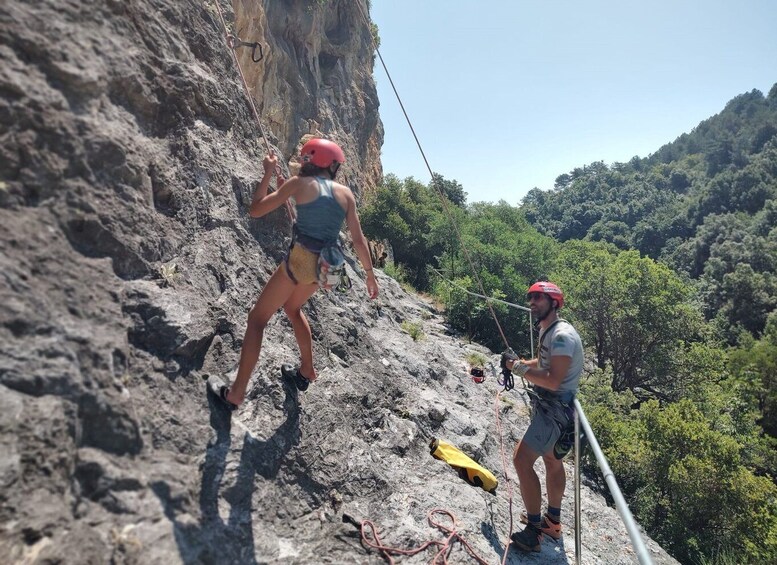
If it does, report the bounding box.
[511,522,542,552]
[520,512,562,540]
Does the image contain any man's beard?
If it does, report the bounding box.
[533,303,552,323]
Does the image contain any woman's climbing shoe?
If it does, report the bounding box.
[511,522,542,552]
[281,363,311,392]
[207,375,238,412]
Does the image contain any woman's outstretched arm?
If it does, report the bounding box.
[344,190,378,299]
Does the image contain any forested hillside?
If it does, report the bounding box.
[522,85,777,343]
[361,86,777,563]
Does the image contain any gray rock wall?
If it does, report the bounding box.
[0,1,676,563]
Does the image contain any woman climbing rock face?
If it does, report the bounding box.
[215,138,379,410]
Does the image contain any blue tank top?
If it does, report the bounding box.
[295,177,347,243]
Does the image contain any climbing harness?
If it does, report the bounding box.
[288,226,352,292]
[317,242,352,292]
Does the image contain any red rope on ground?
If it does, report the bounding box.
[360,509,491,565]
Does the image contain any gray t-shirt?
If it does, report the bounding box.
[536,319,583,394]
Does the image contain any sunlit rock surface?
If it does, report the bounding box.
[0,1,676,563]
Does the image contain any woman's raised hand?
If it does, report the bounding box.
[263,152,278,174]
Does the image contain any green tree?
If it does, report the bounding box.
[558,248,703,396]
[430,173,467,207]
[520,88,777,341]
[361,174,448,289]
[716,263,777,339]
[729,316,777,438]
[586,219,631,249]
[587,399,777,564]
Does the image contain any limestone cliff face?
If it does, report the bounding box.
[1,0,383,560]
[0,2,678,564]
[233,0,383,194]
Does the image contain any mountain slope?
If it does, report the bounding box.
[0,1,675,563]
[521,85,777,339]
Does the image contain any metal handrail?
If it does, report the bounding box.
[429,266,534,354]
[574,407,582,563]
[574,399,654,564]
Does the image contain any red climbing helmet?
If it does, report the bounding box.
[527,281,564,309]
[300,138,346,168]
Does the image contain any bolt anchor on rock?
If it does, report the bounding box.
[226,34,264,62]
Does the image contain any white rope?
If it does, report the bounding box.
[430,266,531,313]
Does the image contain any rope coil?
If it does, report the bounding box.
[360,509,490,565]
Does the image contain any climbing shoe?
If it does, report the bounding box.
[206,375,238,412]
[520,512,562,540]
[511,522,542,552]
[281,363,311,392]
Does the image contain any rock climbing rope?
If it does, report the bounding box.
[359,508,491,565]
[210,0,294,221]
[353,3,523,562]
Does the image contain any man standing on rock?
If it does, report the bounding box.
[501,281,583,552]
[213,138,378,410]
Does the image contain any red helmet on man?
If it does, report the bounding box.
[300,138,346,169]
[527,281,564,309]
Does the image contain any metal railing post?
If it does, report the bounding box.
[573,399,654,565]
[574,407,582,565]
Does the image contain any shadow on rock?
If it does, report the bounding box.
[481,520,506,560]
[153,382,300,564]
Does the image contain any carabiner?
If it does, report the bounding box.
[227,35,264,63]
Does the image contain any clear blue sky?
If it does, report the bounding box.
[369,0,777,204]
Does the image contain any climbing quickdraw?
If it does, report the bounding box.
[334,270,352,293]
[226,34,264,62]
[498,367,514,392]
